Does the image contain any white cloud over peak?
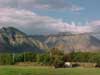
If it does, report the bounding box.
[0,8,92,34]
[0,0,99,35]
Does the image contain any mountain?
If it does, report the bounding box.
[33,32,100,52]
[0,27,47,53]
[0,27,100,53]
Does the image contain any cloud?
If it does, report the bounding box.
[88,20,100,26]
[70,5,84,12]
[0,8,91,34]
[86,20,100,33]
[1,0,99,35]
[0,0,84,12]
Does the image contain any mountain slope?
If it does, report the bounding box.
[33,32,100,52]
[0,27,46,53]
[0,27,100,53]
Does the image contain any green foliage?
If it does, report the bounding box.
[0,53,13,65]
[15,52,36,62]
[53,55,64,68]
[70,52,100,67]
[36,54,51,65]
[14,53,24,62]
[1,50,100,67]
[23,52,36,62]
[49,48,64,67]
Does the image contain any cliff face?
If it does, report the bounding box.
[0,27,47,53]
[34,33,100,52]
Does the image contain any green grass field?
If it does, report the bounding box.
[0,66,100,75]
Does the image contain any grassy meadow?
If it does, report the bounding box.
[0,66,100,75]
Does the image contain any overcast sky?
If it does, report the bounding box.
[0,0,100,34]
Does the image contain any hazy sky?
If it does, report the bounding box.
[0,0,100,34]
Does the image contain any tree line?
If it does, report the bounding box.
[0,48,100,67]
